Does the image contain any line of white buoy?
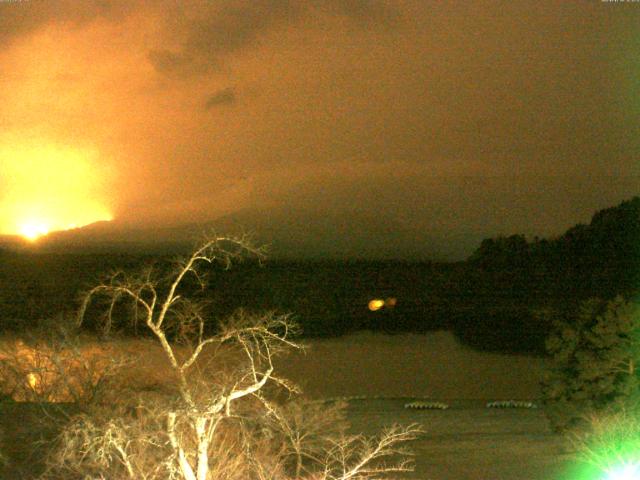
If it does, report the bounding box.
[314,396,539,410]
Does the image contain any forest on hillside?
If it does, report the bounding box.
[1,197,638,356]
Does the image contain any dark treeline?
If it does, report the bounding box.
[469,196,640,299]
[1,197,638,356]
[456,196,640,354]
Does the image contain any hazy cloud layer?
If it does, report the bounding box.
[0,1,638,258]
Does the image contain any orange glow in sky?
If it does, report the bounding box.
[0,142,113,241]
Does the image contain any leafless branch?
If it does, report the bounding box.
[41,235,420,480]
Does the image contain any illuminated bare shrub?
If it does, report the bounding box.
[42,236,420,480]
[0,326,127,404]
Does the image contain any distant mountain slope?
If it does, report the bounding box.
[9,205,454,260]
[208,206,444,260]
[5,197,638,264]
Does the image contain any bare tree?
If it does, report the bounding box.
[317,425,421,480]
[41,235,421,480]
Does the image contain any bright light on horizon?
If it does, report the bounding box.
[19,222,50,241]
[0,140,114,240]
[16,217,112,242]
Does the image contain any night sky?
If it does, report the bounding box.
[0,1,638,259]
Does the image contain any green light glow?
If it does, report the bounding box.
[558,406,640,480]
[587,437,640,480]
[605,462,640,480]
[562,457,640,480]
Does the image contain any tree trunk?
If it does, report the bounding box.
[196,417,210,480]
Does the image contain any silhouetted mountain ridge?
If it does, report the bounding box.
[6,207,449,260]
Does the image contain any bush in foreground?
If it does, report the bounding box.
[541,296,640,433]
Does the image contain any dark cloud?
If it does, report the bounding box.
[147,0,301,76]
[146,0,398,76]
[205,88,236,109]
[186,1,299,54]
[319,0,399,27]
[147,49,193,75]
[0,0,131,45]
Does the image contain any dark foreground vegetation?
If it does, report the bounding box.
[1,197,639,356]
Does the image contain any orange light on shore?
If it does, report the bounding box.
[368,299,385,311]
[368,298,397,312]
[0,142,113,240]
